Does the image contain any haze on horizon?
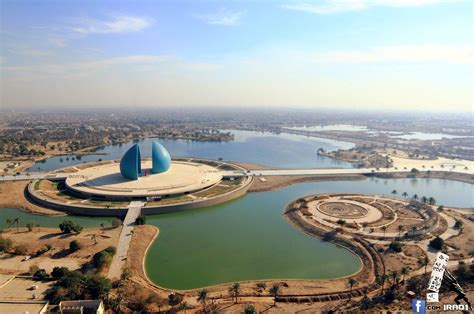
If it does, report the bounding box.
[1,0,473,112]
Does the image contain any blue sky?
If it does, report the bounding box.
[1,0,473,111]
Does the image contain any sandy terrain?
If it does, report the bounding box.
[444,210,474,259]
[0,181,64,216]
[0,227,120,274]
[386,155,474,174]
[0,276,53,300]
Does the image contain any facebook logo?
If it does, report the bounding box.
[412,299,426,314]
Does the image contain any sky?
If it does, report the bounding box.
[0,0,473,112]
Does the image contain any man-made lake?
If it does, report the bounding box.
[285,124,368,132]
[29,130,355,172]
[2,176,471,290]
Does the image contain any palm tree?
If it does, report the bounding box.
[100,223,105,230]
[5,218,12,229]
[421,196,428,204]
[391,190,397,196]
[376,274,388,294]
[197,289,208,312]
[412,194,418,201]
[13,218,20,231]
[91,234,97,245]
[179,301,189,313]
[402,192,408,199]
[381,225,387,238]
[391,270,399,285]
[348,278,358,300]
[228,282,241,304]
[336,219,346,232]
[401,267,409,283]
[398,225,404,239]
[269,284,280,307]
[428,197,436,205]
[418,257,429,274]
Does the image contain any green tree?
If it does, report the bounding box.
[197,289,208,312]
[428,197,436,205]
[59,220,83,234]
[429,236,444,251]
[51,266,70,279]
[391,270,399,285]
[179,301,190,313]
[336,219,346,231]
[391,190,397,196]
[401,267,409,283]
[376,274,388,295]
[402,192,408,198]
[269,284,280,306]
[418,256,429,274]
[0,237,13,252]
[381,225,387,238]
[348,278,358,300]
[13,217,20,231]
[228,282,241,304]
[398,225,404,238]
[245,304,256,314]
[69,240,81,252]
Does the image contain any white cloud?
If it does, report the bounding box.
[282,0,455,14]
[72,15,153,34]
[310,44,474,63]
[196,9,244,26]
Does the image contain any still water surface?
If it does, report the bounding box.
[29,130,354,172]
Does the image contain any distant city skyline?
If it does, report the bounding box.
[1,0,472,112]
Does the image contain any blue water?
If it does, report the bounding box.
[29,130,355,172]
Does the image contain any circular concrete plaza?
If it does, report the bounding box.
[65,160,224,198]
[309,196,383,224]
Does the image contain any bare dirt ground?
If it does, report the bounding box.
[444,210,474,259]
[0,277,53,300]
[0,181,64,216]
[0,227,120,274]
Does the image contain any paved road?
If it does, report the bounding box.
[107,201,143,279]
[2,166,471,181]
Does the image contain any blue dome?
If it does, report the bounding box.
[120,144,141,180]
[151,141,171,173]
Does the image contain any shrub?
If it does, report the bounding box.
[112,218,122,228]
[29,264,40,275]
[34,269,49,280]
[389,241,403,253]
[454,219,464,229]
[59,220,83,234]
[135,215,146,225]
[14,244,28,255]
[0,237,13,252]
[69,240,81,252]
[92,246,116,270]
[45,272,111,304]
[51,266,70,279]
[26,222,34,232]
[36,245,51,256]
[429,236,444,250]
[104,246,116,255]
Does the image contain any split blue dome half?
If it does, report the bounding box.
[151,141,171,174]
[119,141,171,180]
